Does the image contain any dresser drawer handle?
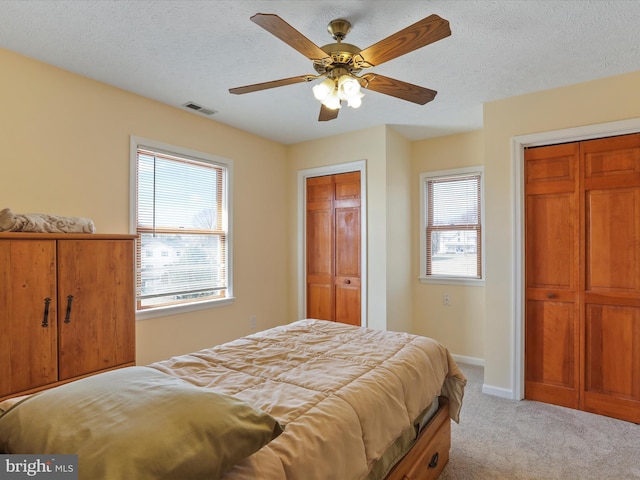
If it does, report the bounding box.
[428,452,439,469]
[42,297,51,328]
[64,295,74,324]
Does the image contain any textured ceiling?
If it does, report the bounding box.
[0,0,639,144]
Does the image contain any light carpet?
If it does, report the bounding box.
[439,364,639,479]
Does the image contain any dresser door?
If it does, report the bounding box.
[0,240,58,396]
[57,239,135,380]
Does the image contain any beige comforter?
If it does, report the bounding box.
[149,319,466,480]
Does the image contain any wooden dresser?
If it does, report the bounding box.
[0,233,136,401]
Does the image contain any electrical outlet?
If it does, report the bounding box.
[249,315,257,330]
[443,294,451,306]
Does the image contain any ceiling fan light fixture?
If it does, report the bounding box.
[312,78,335,101]
[347,94,363,109]
[337,75,360,98]
[337,74,364,108]
[321,90,342,110]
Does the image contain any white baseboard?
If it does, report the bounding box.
[482,384,514,399]
[451,354,484,367]
[450,355,515,399]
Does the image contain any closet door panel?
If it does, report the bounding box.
[306,175,335,322]
[585,187,640,293]
[583,304,640,423]
[307,281,333,321]
[525,298,579,408]
[335,207,360,278]
[335,281,360,326]
[580,133,640,422]
[525,142,580,408]
[307,177,334,277]
[526,193,576,290]
[333,172,361,326]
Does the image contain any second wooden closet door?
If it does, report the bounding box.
[306,172,361,326]
[525,133,640,423]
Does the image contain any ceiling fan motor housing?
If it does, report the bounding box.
[314,42,363,75]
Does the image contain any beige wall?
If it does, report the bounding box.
[286,125,415,331]
[411,130,485,359]
[483,71,640,392]
[0,48,290,365]
[287,126,388,330]
[385,128,413,332]
[5,46,638,391]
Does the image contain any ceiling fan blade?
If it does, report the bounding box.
[251,13,330,61]
[318,104,340,122]
[229,75,314,94]
[362,74,437,105]
[358,14,451,67]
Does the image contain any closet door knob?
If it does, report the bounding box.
[547,292,556,299]
[345,279,351,284]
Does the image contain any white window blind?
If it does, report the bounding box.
[425,172,483,279]
[135,147,228,310]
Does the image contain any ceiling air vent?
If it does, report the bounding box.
[182,101,217,116]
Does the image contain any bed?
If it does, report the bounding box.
[0,319,466,480]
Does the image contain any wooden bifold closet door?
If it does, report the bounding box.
[525,133,640,423]
[306,172,361,326]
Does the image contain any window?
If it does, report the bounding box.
[420,167,484,284]
[131,137,233,316]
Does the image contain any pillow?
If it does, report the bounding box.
[0,366,283,479]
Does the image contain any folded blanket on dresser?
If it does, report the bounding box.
[0,207,95,233]
[150,319,466,480]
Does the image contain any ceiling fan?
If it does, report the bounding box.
[229,13,451,122]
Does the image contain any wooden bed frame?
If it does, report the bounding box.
[386,397,450,480]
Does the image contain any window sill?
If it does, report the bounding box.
[135,296,236,321]
[419,277,485,287]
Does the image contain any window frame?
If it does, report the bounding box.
[419,166,485,286]
[130,136,234,320]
